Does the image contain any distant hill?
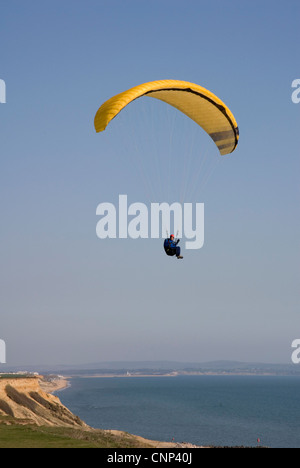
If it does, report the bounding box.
[1,360,299,376]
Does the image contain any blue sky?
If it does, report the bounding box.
[0,0,299,366]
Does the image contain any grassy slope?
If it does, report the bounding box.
[0,425,154,448]
[0,416,153,448]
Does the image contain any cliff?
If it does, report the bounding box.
[0,377,88,428]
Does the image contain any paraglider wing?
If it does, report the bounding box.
[94,80,239,155]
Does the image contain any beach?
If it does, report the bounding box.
[39,375,71,394]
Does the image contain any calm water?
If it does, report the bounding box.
[57,375,300,448]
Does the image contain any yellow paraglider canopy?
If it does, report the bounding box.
[94,80,239,155]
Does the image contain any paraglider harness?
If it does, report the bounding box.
[164,237,180,257]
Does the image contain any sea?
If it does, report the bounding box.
[57,375,300,448]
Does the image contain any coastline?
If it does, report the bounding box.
[67,371,295,378]
[39,376,71,394]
